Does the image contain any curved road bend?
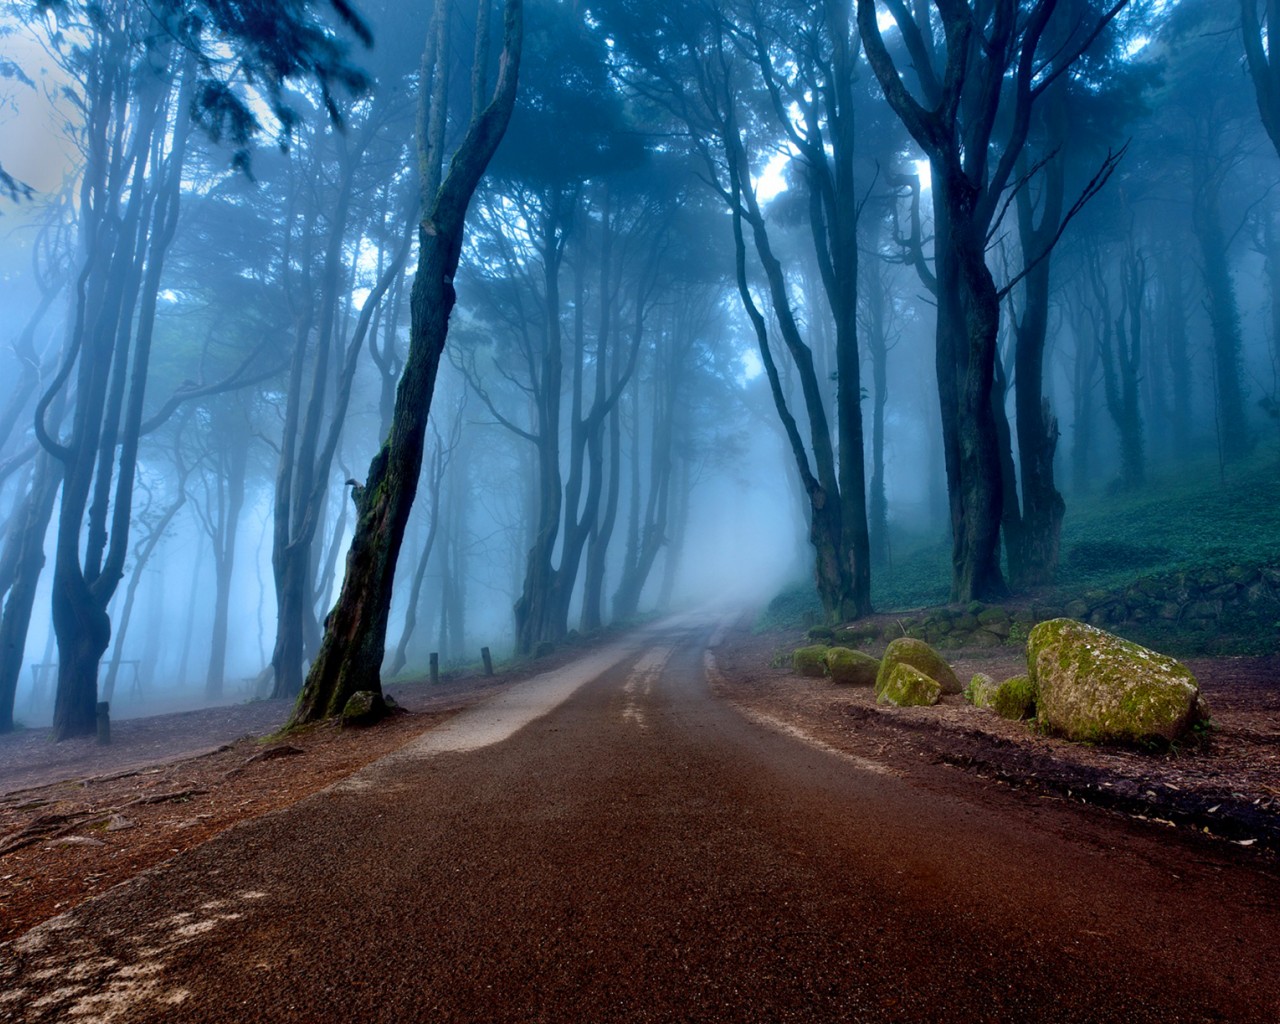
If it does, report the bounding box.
[3,616,1278,1023]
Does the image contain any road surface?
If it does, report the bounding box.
[3,616,1278,1022]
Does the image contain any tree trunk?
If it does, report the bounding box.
[864,259,891,569]
[0,456,60,733]
[205,437,246,700]
[291,0,523,726]
[935,173,1008,603]
[44,44,191,739]
[1068,300,1100,496]
[1009,133,1066,589]
[104,449,189,701]
[1193,183,1251,461]
[389,439,446,677]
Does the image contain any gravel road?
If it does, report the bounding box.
[3,616,1278,1022]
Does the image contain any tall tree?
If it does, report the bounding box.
[1242,0,1280,161]
[859,0,1129,601]
[24,0,371,739]
[599,0,874,622]
[291,0,523,725]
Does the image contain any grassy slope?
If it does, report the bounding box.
[764,444,1280,628]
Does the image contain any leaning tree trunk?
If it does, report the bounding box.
[291,0,523,726]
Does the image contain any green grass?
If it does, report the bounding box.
[1053,453,1280,592]
[765,443,1280,628]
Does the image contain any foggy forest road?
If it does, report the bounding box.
[3,616,1280,1023]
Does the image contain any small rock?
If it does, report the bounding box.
[792,645,830,678]
[55,836,106,848]
[875,637,961,695]
[966,673,999,708]
[824,647,879,686]
[341,690,386,726]
[104,814,134,832]
[245,744,305,765]
[878,663,942,708]
[989,676,1036,721]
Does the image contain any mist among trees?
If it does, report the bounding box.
[1,0,1278,739]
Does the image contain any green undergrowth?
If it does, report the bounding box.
[761,443,1280,634]
[1053,450,1280,593]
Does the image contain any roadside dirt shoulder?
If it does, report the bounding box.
[0,632,639,945]
[711,623,1280,858]
[0,677,512,944]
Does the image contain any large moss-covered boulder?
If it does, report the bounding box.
[877,663,942,707]
[792,644,830,678]
[825,647,880,686]
[875,637,961,696]
[1027,618,1205,743]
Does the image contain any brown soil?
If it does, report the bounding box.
[0,676,509,944]
[713,619,1280,855]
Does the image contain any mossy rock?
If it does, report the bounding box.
[877,663,942,708]
[965,673,999,708]
[340,690,387,727]
[807,626,836,641]
[792,644,830,678]
[825,647,880,686]
[831,626,878,647]
[1027,618,1205,744]
[875,637,961,696]
[990,675,1036,721]
[982,618,1013,639]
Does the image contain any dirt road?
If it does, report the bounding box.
[3,616,1278,1022]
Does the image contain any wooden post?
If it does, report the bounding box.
[429,653,439,686]
[96,701,110,746]
[481,646,493,677]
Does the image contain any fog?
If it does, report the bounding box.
[1,0,1277,737]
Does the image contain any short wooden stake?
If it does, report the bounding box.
[481,646,493,677]
[429,653,439,686]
